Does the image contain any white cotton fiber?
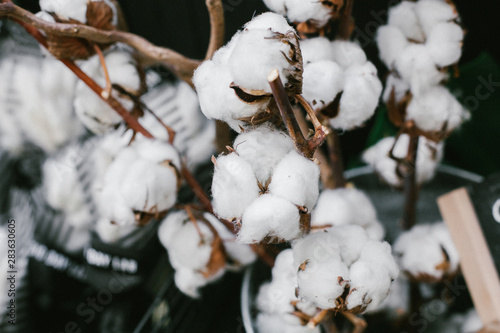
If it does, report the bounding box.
[296,255,349,309]
[346,260,393,312]
[382,73,410,104]
[283,0,333,27]
[330,41,368,69]
[244,12,293,34]
[211,153,260,221]
[95,218,138,244]
[362,134,443,187]
[311,188,384,240]
[292,230,341,267]
[302,61,344,111]
[262,0,287,16]
[228,29,295,94]
[376,25,409,69]
[334,225,370,266]
[238,194,301,243]
[331,62,382,130]
[40,0,88,23]
[406,85,469,132]
[415,0,457,36]
[256,313,321,333]
[393,222,459,281]
[233,125,294,184]
[300,37,335,65]
[426,22,464,68]
[269,150,320,210]
[174,266,225,298]
[394,44,446,96]
[387,1,425,43]
[359,240,399,280]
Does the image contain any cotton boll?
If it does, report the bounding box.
[238,194,301,243]
[362,135,443,187]
[284,0,333,27]
[256,313,321,333]
[393,222,459,281]
[426,22,464,68]
[372,275,410,317]
[376,25,409,69]
[193,57,265,132]
[387,1,425,42]
[204,212,257,268]
[292,230,342,267]
[406,85,469,132]
[330,41,367,69]
[359,240,399,280]
[95,218,138,243]
[331,62,382,130]
[334,225,370,267]
[311,188,384,240]
[296,256,349,309]
[262,0,287,16]
[346,260,393,312]
[300,37,335,65]
[157,210,185,249]
[382,73,410,104]
[74,50,140,134]
[212,153,260,221]
[174,266,225,299]
[269,150,320,210]
[233,125,294,184]
[228,29,297,94]
[394,44,446,96]
[132,138,181,168]
[415,0,458,37]
[40,0,88,23]
[302,61,344,111]
[244,12,293,34]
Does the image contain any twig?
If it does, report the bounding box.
[205,0,225,60]
[326,130,347,189]
[342,312,367,333]
[400,130,419,230]
[307,309,330,328]
[337,0,355,40]
[0,1,200,84]
[268,69,328,159]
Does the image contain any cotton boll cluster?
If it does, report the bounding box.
[193,12,301,132]
[292,226,398,313]
[95,137,180,231]
[362,134,443,188]
[263,0,341,30]
[158,210,255,297]
[256,249,319,333]
[301,38,382,131]
[74,48,142,134]
[377,0,468,135]
[393,222,459,282]
[0,53,85,155]
[311,188,385,240]
[211,126,319,243]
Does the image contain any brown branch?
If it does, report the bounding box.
[268,70,328,159]
[337,0,355,40]
[342,312,367,333]
[205,0,225,60]
[400,130,420,230]
[326,130,347,189]
[0,1,200,84]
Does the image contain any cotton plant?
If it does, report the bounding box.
[211,125,319,243]
[311,187,385,240]
[300,37,383,131]
[256,226,398,330]
[393,222,459,283]
[157,210,256,298]
[193,12,303,132]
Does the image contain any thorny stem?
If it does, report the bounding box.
[326,130,347,189]
[205,0,225,60]
[268,70,328,159]
[337,0,355,40]
[400,132,419,230]
[0,1,200,85]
